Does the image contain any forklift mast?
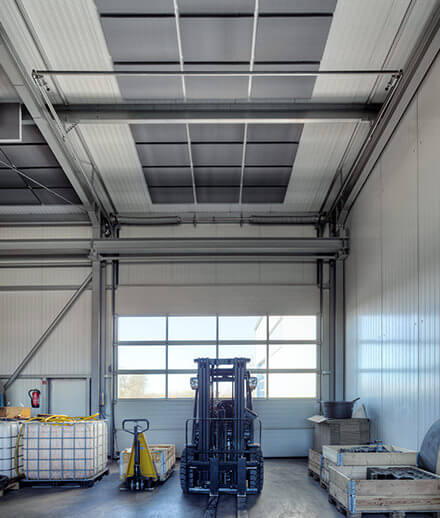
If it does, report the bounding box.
[180,357,263,496]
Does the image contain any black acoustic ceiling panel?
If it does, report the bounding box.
[143,167,193,187]
[189,124,244,142]
[96,1,336,206]
[0,188,39,205]
[0,170,27,188]
[195,167,241,186]
[35,188,81,205]
[243,166,291,186]
[197,186,239,203]
[0,124,81,207]
[242,186,286,203]
[191,143,242,166]
[0,145,58,168]
[149,186,194,204]
[136,143,190,167]
[246,143,297,166]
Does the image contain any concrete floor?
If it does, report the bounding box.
[0,459,342,517]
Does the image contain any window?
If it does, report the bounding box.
[118,316,166,341]
[117,314,318,399]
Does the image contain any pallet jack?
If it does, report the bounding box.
[120,419,158,491]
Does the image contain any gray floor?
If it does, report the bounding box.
[0,459,342,518]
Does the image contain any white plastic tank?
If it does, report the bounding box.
[0,420,23,479]
[21,420,107,480]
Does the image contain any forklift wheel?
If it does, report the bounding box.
[180,447,189,494]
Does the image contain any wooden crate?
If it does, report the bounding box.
[120,444,175,481]
[307,448,335,490]
[0,407,31,419]
[308,416,370,452]
[323,444,417,468]
[308,448,322,481]
[328,464,440,517]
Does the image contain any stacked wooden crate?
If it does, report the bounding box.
[308,448,335,490]
[307,416,370,490]
[328,464,440,517]
[323,444,440,517]
[308,416,370,452]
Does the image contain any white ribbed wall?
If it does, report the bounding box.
[345,51,440,449]
[0,226,92,410]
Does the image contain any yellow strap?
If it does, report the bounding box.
[125,433,158,480]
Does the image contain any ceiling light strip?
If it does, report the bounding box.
[173,0,197,206]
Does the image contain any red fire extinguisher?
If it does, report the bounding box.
[28,389,41,408]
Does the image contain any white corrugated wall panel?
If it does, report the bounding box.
[0,289,91,376]
[416,54,440,443]
[351,162,383,441]
[0,267,90,287]
[345,51,440,450]
[0,225,92,239]
[115,397,318,457]
[117,284,319,316]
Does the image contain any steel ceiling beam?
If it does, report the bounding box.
[35,69,401,77]
[92,237,348,259]
[52,103,380,125]
[0,237,348,260]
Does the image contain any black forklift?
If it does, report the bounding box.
[180,357,263,501]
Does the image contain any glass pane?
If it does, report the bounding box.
[219,316,266,340]
[269,316,317,341]
[118,316,166,341]
[168,374,195,398]
[269,345,317,369]
[168,316,216,340]
[218,344,266,369]
[217,373,266,398]
[269,373,316,398]
[168,345,216,370]
[118,346,165,370]
[118,374,165,398]
[253,373,266,398]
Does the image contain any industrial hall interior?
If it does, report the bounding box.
[1,1,440,517]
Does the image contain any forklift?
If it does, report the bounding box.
[180,358,264,501]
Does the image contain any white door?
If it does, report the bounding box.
[49,379,88,417]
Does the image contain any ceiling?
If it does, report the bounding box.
[0,0,437,223]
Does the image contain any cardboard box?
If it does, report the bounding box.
[307,415,370,452]
[0,407,31,419]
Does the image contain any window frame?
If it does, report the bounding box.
[116,313,320,400]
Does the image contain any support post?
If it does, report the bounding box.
[91,258,106,415]
[328,261,336,400]
[335,261,345,400]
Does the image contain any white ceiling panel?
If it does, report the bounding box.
[286,0,437,212]
[79,124,151,212]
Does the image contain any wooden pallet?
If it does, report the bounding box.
[0,476,21,498]
[20,467,109,488]
[328,493,440,518]
[308,448,333,492]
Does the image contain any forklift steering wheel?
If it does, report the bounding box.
[122,419,150,435]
